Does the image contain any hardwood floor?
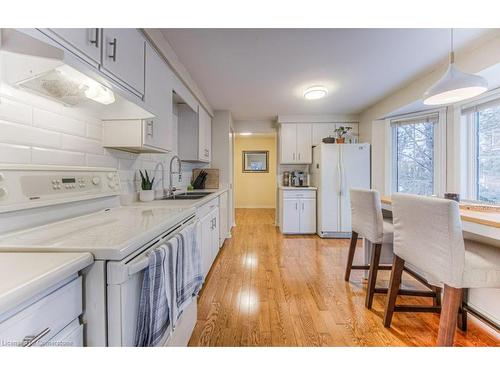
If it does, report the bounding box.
[189,208,499,347]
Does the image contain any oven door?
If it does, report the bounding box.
[106,215,198,347]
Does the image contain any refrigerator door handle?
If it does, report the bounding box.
[337,158,342,197]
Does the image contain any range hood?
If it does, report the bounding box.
[0,29,152,120]
[18,64,115,106]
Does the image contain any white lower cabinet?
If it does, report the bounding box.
[0,276,84,347]
[279,189,317,234]
[198,198,221,278]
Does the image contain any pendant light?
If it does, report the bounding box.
[423,29,488,105]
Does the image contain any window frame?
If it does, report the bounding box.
[385,108,447,197]
[462,97,500,204]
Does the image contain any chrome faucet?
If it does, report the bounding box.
[169,155,182,197]
[153,161,166,197]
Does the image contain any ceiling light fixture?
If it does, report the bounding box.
[303,86,328,100]
[423,29,488,106]
[239,132,252,136]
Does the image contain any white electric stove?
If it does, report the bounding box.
[0,165,198,346]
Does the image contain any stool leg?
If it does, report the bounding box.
[344,231,358,282]
[432,286,442,307]
[383,255,405,328]
[458,288,469,332]
[365,242,382,309]
[437,284,462,346]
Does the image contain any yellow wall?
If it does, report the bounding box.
[234,135,276,208]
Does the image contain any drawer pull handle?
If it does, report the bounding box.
[23,327,51,347]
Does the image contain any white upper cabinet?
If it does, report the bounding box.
[101,29,145,97]
[279,123,312,164]
[46,28,101,66]
[44,28,146,100]
[142,43,173,151]
[178,104,212,163]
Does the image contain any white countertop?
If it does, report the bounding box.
[0,205,195,260]
[0,252,93,315]
[279,186,317,190]
[130,187,229,210]
[0,189,227,261]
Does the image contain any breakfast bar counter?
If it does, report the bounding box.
[372,196,500,332]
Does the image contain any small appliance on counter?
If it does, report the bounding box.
[290,171,309,187]
[282,171,291,186]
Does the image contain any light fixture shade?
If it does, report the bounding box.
[423,63,488,105]
[303,86,328,100]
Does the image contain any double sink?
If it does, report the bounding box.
[162,192,213,200]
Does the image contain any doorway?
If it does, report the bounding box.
[233,133,277,209]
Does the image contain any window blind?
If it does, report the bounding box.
[462,97,500,115]
[390,113,439,127]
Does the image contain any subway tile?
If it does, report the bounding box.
[32,147,85,166]
[62,134,103,155]
[0,120,61,149]
[33,108,86,136]
[0,143,31,164]
[118,157,140,170]
[86,122,103,140]
[0,96,32,125]
[86,154,118,168]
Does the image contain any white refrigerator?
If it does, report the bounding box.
[311,143,371,238]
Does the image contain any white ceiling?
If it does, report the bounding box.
[161,29,491,120]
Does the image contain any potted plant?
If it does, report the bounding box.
[333,126,352,144]
[139,170,155,202]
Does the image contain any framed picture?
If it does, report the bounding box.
[242,151,269,173]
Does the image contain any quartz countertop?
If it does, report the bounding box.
[0,252,93,316]
[130,187,229,210]
[0,205,196,260]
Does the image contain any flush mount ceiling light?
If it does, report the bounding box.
[423,29,488,106]
[303,86,328,100]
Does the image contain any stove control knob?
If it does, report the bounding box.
[0,187,7,199]
[92,176,101,185]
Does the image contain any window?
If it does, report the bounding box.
[463,99,500,203]
[390,113,441,196]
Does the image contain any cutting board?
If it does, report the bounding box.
[192,169,219,189]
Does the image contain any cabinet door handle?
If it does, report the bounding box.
[146,120,154,137]
[298,153,301,160]
[293,153,295,161]
[295,202,298,210]
[90,28,99,47]
[23,327,51,347]
[302,202,304,211]
[108,37,117,61]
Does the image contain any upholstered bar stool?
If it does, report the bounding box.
[346,189,441,309]
[384,194,500,346]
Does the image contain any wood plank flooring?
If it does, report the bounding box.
[189,208,499,346]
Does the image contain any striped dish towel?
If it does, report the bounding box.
[135,239,177,347]
[175,222,203,318]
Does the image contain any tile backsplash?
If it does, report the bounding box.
[0,86,205,197]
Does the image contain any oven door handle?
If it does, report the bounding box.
[127,217,198,276]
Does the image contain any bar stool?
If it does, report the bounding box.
[384,194,500,346]
[345,189,440,309]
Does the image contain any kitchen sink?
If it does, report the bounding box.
[162,192,213,200]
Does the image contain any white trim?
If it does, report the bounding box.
[386,108,447,196]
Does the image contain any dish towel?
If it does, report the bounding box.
[176,222,203,318]
[135,238,178,347]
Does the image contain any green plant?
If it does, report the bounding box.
[333,126,352,139]
[139,170,155,190]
